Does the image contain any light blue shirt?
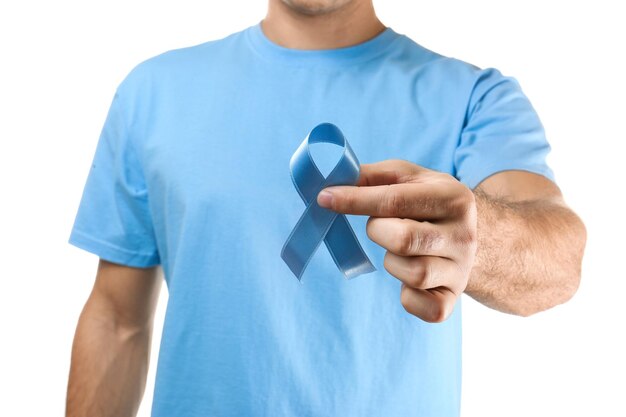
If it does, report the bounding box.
[68,22,554,417]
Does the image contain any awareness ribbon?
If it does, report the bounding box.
[281,122,377,281]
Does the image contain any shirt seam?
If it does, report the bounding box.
[70,227,159,258]
[460,161,555,189]
[244,28,405,71]
[114,85,151,198]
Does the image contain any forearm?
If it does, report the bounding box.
[66,295,153,417]
[465,189,586,316]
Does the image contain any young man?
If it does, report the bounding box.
[65,1,586,416]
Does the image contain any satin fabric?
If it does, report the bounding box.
[281,123,377,281]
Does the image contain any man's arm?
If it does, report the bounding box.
[65,259,162,417]
[316,159,586,322]
[466,170,586,316]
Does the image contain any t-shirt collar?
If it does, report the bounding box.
[245,20,400,68]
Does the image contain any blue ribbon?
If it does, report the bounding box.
[281,122,377,281]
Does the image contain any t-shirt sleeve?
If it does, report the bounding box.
[454,67,556,190]
[67,83,161,268]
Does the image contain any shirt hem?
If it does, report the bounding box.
[459,162,556,190]
[68,228,161,268]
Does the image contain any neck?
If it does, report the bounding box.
[262,0,385,50]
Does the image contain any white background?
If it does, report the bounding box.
[1,1,624,416]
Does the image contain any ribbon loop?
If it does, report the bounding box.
[281,123,377,281]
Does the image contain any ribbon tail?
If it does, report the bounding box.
[323,214,377,279]
[281,200,338,281]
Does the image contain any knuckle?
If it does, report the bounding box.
[407,258,430,288]
[395,222,444,256]
[446,195,466,217]
[380,187,406,216]
[395,225,419,255]
[341,191,356,211]
[454,225,477,251]
[422,227,444,252]
[448,187,476,218]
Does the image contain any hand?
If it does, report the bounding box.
[317,159,478,322]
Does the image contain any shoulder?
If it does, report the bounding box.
[390,32,509,97]
[115,26,248,96]
[391,33,481,75]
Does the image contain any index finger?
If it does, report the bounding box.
[317,181,460,219]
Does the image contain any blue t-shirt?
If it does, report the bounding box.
[68,22,554,417]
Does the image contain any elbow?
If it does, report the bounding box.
[514,214,587,318]
[553,210,587,309]
[513,271,581,318]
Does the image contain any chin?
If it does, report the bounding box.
[280,0,354,15]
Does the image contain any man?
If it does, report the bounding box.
[65,0,587,416]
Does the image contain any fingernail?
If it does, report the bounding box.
[317,190,334,207]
